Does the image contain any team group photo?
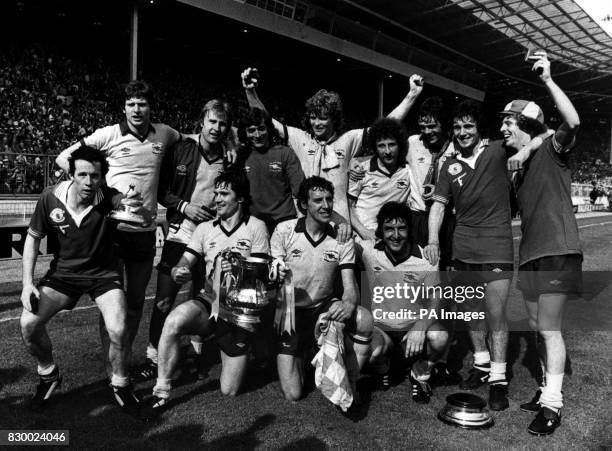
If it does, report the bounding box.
[0,0,611,449]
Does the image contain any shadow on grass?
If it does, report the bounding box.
[0,365,27,388]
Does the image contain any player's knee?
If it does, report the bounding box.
[106,322,127,346]
[354,306,374,338]
[163,311,187,337]
[20,312,42,340]
[427,328,448,346]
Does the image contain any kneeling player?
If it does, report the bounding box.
[271,176,373,403]
[149,170,269,409]
[358,202,448,403]
[20,146,149,416]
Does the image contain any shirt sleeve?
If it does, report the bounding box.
[343,128,366,161]
[28,191,50,239]
[250,221,271,256]
[338,238,356,270]
[82,126,114,152]
[186,223,207,257]
[270,222,289,260]
[432,160,452,205]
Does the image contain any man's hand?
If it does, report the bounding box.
[360,229,377,241]
[348,160,366,182]
[220,257,233,274]
[409,74,425,96]
[171,266,191,284]
[132,206,154,228]
[327,300,355,322]
[241,67,259,90]
[507,150,530,172]
[21,284,40,313]
[531,51,551,82]
[184,203,215,223]
[225,145,238,165]
[335,223,352,244]
[402,327,426,358]
[423,243,440,266]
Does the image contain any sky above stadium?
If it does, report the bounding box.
[574,0,612,38]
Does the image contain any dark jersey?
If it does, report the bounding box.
[517,135,582,265]
[28,181,121,278]
[433,139,513,264]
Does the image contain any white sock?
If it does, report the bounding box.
[146,344,158,364]
[111,374,130,388]
[37,363,56,376]
[488,361,507,384]
[474,351,490,369]
[191,339,203,355]
[153,378,172,399]
[540,372,563,410]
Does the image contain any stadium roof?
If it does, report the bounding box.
[320,0,612,113]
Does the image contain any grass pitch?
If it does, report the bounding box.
[1,215,611,449]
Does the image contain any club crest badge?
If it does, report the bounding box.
[151,142,164,154]
[448,163,462,176]
[322,250,339,262]
[49,208,65,223]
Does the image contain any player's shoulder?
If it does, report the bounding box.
[36,184,59,204]
[246,215,268,233]
[92,123,121,137]
[408,134,424,146]
[274,218,299,236]
[193,220,214,236]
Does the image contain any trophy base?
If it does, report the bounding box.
[109,210,147,225]
[226,311,262,332]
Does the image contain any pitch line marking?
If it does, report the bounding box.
[0,290,190,324]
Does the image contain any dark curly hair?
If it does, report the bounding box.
[301,89,344,135]
[367,118,407,163]
[297,176,334,214]
[375,201,412,240]
[506,113,548,138]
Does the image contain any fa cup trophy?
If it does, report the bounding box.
[109,184,148,225]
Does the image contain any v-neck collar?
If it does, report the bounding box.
[119,121,155,143]
[214,214,249,237]
[294,217,336,247]
[374,240,423,267]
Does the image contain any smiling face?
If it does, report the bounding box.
[200,110,229,146]
[309,114,334,141]
[302,187,334,225]
[452,116,480,154]
[500,115,530,151]
[376,137,399,171]
[72,159,103,202]
[418,116,444,148]
[123,97,151,133]
[382,218,410,255]
[245,120,270,150]
[214,182,241,219]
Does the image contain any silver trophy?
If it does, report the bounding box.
[109,184,148,225]
[222,253,275,331]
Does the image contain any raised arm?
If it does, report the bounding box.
[532,51,580,148]
[387,74,424,121]
[241,68,285,139]
[56,141,81,172]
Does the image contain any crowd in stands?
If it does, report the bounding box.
[1,44,611,194]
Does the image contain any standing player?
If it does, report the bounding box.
[56,81,181,365]
[425,100,513,410]
[242,68,424,222]
[20,147,149,416]
[502,51,581,435]
[358,202,448,403]
[148,170,269,409]
[236,107,305,234]
[348,118,422,240]
[271,176,373,402]
[135,100,233,380]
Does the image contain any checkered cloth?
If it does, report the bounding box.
[311,314,353,411]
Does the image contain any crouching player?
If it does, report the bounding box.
[358,202,448,403]
[271,176,373,403]
[148,170,269,410]
[20,146,151,416]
